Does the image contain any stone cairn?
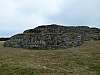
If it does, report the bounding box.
[4,24,100,49]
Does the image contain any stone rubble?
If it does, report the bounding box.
[4,24,100,49]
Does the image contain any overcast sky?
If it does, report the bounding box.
[0,0,100,37]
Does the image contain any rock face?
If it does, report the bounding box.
[4,24,100,49]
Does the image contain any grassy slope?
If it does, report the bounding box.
[0,41,100,75]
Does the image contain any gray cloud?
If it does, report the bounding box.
[0,0,62,37]
[0,0,100,37]
[47,0,100,27]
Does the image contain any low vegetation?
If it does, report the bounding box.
[0,40,100,75]
[0,38,10,41]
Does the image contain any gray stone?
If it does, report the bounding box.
[4,24,100,49]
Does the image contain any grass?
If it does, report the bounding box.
[0,40,100,75]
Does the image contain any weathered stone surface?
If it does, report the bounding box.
[4,24,100,49]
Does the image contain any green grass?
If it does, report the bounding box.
[0,40,100,75]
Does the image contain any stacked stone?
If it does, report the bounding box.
[4,24,100,49]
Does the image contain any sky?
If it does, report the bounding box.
[0,0,100,37]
